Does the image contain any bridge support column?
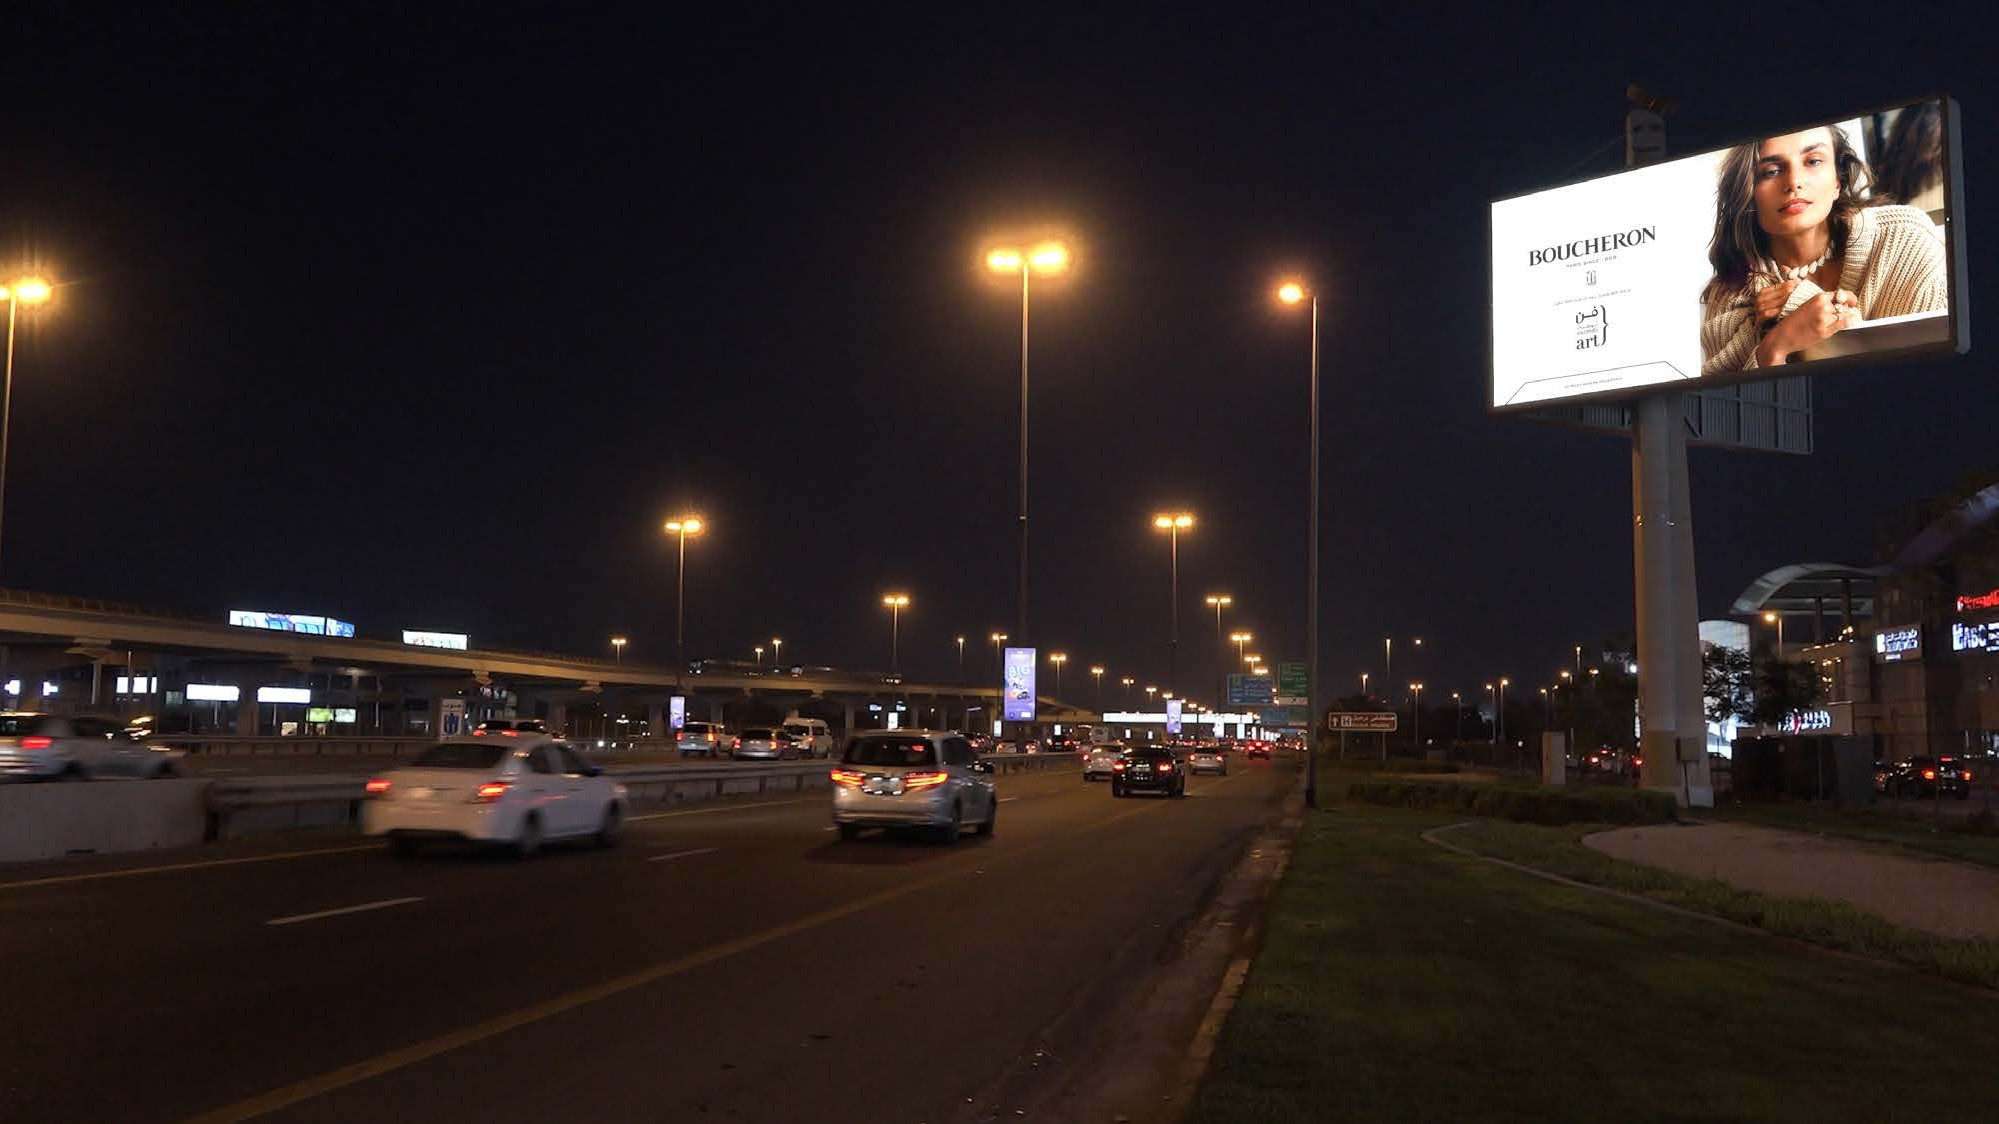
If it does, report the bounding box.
[236,697,261,737]
[841,700,855,738]
[646,702,664,737]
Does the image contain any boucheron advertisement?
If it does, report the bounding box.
[1491,97,1964,410]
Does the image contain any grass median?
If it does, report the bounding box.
[1185,806,1999,1124]
[1708,799,1999,869]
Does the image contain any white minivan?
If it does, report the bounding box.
[780,717,834,758]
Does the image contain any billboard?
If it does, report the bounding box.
[1492,96,1965,410]
[1002,646,1037,722]
[1874,625,1922,662]
[403,630,469,650]
[229,610,356,638]
[1165,698,1184,734]
[669,696,686,732]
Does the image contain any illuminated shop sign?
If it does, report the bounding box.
[186,683,241,702]
[1953,620,1999,653]
[1780,709,1833,734]
[1873,626,1922,662]
[229,610,356,638]
[1958,588,1999,612]
[257,686,312,704]
[402,630,469,650]
[306,707,361,723]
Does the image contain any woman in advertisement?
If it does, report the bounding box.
[1699,122,1948,374]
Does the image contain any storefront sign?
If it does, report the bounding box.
[1873,626,1922,662]
[257,686,311,704]
[1958,588,1999,612]
[1779,709,1833,734]
[1954,620,1999,653]
[187,683,240,702]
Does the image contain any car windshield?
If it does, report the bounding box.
[0,714,49,736]
[742,728,775,738]
[683,723,714,735]
[410,743,508,769]
[843,737,938,766]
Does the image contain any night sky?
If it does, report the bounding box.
[5,4,1993,703]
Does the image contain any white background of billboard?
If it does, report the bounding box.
[1492,118,1868,409]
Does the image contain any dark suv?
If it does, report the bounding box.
[1883,756,1972,800]
[1111,746,1185,798]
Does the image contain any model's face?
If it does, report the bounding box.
[1753,128,1840,238]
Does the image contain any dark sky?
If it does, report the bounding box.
[4,3,1993,704]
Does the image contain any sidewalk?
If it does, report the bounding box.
[1584,820,1999,941]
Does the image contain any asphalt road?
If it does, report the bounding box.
[0,756,1295,1123]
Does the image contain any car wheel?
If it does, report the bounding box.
[1174,781,1187,798]
[595,803,623,848]
[937,803,962,845]
[514,814,543,860]
[975,796,997,837]
[1111,782,1124,798]
[837,823,863,841]
[154,762,180,779]
[55,764,86,782]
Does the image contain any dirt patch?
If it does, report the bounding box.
[1586,821,1999,941]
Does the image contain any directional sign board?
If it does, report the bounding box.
[1275,662,1308,706]
[1327,712,1398,732]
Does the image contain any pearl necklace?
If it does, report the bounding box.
[1766,243,1832,282]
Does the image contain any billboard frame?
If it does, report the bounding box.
[1488,92,1968,415]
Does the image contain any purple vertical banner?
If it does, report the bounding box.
[1166,698,1184,734]
[1003,646,1037,722]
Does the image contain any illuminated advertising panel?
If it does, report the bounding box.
[1953,620,1999,653]
[1958,588,1999,612]
[186,683,240,702]
[402,630,469,650]
[257,686,312,704]
[229,610,356,638]
[1873,625,1922,662]
[1492,97,1965,410]
[306,707,335,723]
[1166,698,1184,735]
[1002,647,1037,722]
[669,696,686,732]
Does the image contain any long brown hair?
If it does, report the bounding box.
[1702,125,1872,304]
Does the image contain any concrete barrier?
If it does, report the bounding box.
[0,780,209,863]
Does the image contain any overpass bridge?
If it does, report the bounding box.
[0,588,1095,738]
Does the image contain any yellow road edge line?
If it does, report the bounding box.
[183,798,1168,1123]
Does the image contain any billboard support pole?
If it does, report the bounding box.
[1627,94,1713,807]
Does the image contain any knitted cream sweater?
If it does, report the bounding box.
[1699,203,1948,375]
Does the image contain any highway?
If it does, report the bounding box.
[0,757,1295,1122]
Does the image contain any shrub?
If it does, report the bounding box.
[1345,780,1678,825]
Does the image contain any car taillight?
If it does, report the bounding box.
[472,780,511,803]
[1923,769,1937,781]
[19,735,53,750]
[1112,761,1126,771]
[733,738,742,749]
[364,777,392,797]
[500,729,519,737]
[1964,771,1975,782]
[471,729,486,736]
[830,769,865,787]
[1158,762,1174,773]
[904,771,949,790]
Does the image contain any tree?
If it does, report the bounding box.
[1751,658,1822,727]
[1702,646,1754,725]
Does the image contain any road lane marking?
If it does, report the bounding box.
[998,797,1020,803]
[627,798,815,823]
[0,844,383,894]
[267,897,423,927]
[183,798,1166,1124]
[646,848,719,864]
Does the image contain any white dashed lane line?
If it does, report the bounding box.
[266,897,424,927]
[646,848,721,864]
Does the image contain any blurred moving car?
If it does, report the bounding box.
[362,736,627,857]
[1883,756,1972,800]
[1241,742,1272,761]
[732,727,801,760]
[677,721,727,757]
[0,712,184,780]
[1083,743,1123,781]
[1111,746,1185,798]
[830,730,997,843]
[780,717,835,758]
[1187,747,1227,776]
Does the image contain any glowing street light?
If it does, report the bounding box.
[754,644,764,668]
[1152,512,1195,692]
[882,594,911,674]
[1090,664,1106,710]
[771,637,783,667]
[1,274,56,577]
[986,237,1072,651]
[1278,277,1325,806]
[1120,675,1135,708]
[1048,651,1068,695]
[1205,594,1233,706]
[662,515,706,690]
[1411,682,1425,749]
[610,636,627,664]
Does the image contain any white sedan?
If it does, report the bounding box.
[361,736,627,857]
[1082,744,1124,781]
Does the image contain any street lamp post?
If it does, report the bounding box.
[1049,652,1067,696]
[1762,611,1785,663]
[1278,280,1323,806]
[955,635,966,681]
[1120,677,1134,708]
[1360,671,1370,698]
[1090,665,1105,712]
[1485,684,1496,747]
[611,636,627,665]
[1452,690,1462,745]
[663,516,705,691]
[882,594,910,674]
[1498,678,1510,751]
[0,275,55,577]
[771,637,782,668]
[1560,668,1574,757]
[1152,512,1195,693]
[1411,683,1425,752]
[989,631,1008,727]
[754,645,764,668]
[985,240,1071,650]
[1206,594,1232,706]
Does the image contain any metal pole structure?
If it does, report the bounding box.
[0,297,15,576]
[1168,526,1180,695]
[1305,294,1321,807]
[890,604,901,674]
[1018,266,1031,646]
[1412,686,1421,753]
[674,530,687,692]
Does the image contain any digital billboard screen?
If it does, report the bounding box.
[1491,96,1965,410]
[1165,698,1184,735]
[1002,647,1037,722]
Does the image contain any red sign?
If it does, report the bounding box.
[1958,588,1999,612]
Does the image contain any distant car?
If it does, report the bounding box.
[780,718,835,758]
[677,721,727,757]
[1187,748,1227,776]
[362,737,627,857]
[1111,746,1185,798]
[1083,744,1123,781]
[1884,756,1971,800]
[830,730,997,843]
[0,712,184,781]
[732,727,800,760]
[1241,743,1272,761]
[964,733,995,754]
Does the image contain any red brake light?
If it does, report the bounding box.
[500,729,519,737]
[830,769,865,787]
[473,780,511,803]
[471,728,486,736]
[1112,761,1126,771]
[19,735,53,750]
[733,737,742,749]
[1963,770,1974,781]
[1923,769,1937,781]
[904,771,949,790]
[1159,762,1174,772]
[364,777,392,796]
